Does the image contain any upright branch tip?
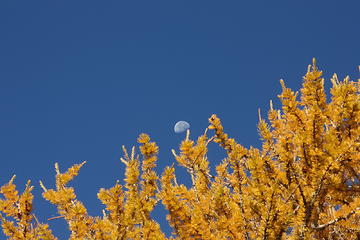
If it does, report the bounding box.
[39,181,47,192]
[9,175,16,184]
[55,163,60,175]
[280,79,286,89]
[312,58,317,71]
[258,108,262,121]
[122,145,129,160]
[171,149,178,158]
[186,129,190,141]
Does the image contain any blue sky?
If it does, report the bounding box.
[0,1,359,238]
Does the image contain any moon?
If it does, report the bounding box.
[174,121,190,133]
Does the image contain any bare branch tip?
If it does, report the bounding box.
[204,127,208,135]
[279,79,286,89]
[258,108,262,121]
[55,162,60,175]
[186,129,190,140]
[120,157,128,166]
[122,145,129,159]
[9,174,16,184]
[312,57,316,66]
[39,181,47,192]
[171,149,178,158]
[131,146,135,160]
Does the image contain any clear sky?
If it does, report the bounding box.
[0,1,359,239]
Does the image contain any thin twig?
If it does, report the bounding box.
[48,215,65,221]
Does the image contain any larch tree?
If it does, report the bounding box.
[0,59,359,239]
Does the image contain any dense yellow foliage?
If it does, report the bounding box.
[1,60,359,239]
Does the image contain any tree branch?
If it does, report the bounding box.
[311,206,360,230]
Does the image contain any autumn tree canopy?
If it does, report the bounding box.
[1,60,359,239]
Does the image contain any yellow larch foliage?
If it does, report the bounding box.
[97,134,166,240]
[0,176,56,240]
[0,59,359,239]
[40,161,98,240]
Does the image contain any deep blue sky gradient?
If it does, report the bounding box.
[0,1,359,238]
